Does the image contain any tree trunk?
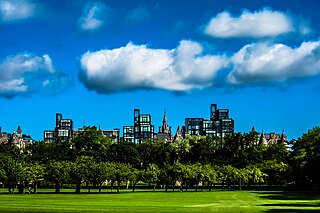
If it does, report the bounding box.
[99,184,102,193]
[132,182,136,192]
[75,183,81,194]
[117,180,120,193]
[8,184,13,193]
[153,183,156,192]
[34,183,38,194]
[19,183,25,194]
[86,183,90,193]
[239,179,242,191]
[55,183,60,193]
[111,181,114,193]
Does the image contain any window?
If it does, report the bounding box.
[58,130,69,137]
[44,131,54,139]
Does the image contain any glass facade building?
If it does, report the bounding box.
[185,103,234,137]
[44,113,74,142]
[123,109,154,144]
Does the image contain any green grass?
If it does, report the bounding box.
[0,189,319,212]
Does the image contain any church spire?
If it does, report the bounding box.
[162,108,168,133]
[280,128,285,144]
[16,124,22,137]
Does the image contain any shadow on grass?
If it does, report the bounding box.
[263,203,320,207]
[256,191,320,213]
[256,191,320,201]
[263,209,320,213]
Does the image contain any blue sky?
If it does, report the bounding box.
[0,0,319,140]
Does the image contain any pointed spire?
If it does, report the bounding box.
[162,108,168,133]
[17,123,22,133]
[259,128,267,146]
[16,124,22,137]
[252,126,256,132]
[280,128,285,144]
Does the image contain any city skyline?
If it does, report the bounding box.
[0,0,320,140]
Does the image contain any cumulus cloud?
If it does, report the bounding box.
[78,1,108,31]
[228,41,320,84]
[79,40,228,93]
[205,8,310,38]
[0,53,69,98]
[0,0,37,23]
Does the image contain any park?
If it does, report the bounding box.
[0,189,320,212]
[1,127,320,212]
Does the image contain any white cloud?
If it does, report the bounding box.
[0,0,36,23]
[205,8,310,38]
[228,41,320,84]
[78,2,107,31]
[0,53,68,98]
[80,40,228,93]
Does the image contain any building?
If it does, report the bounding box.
[185,103,234,137]
[173,125,186,142]
[101,128,120,143]
[44,113,74,142]
[0,124,34,149]
[155,110,172,142]
[123,109,154,144]
[257,129,288,147]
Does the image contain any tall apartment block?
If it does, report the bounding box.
[44,113,74,142]
[123,109,154,144]
[185,104,234,137]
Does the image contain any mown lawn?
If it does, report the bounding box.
[0,189,319,212]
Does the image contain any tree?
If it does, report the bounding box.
[258,160,288,186]
[291,127,320,190]
[70,156,96,193]
[218,165,238,190]
[25,141,75,163]
[107,163,132,193]
[139,139,158,168]
[45,161,70,193]
[91,162,109,193]
[172,137,191,163]
[246,166,267,189]
[107,142,141,166]
[0,155,7,184]
[74,126,112,161]
[264,143,289,162]
[0,144,24,161]
[189,137,218,164]
[127,167,141,192]
[26,163,44,193]
[202,164,217,191]
[1,155,26,193]
[141,164,160,192]
[159,164,175,192]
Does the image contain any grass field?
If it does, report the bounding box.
[0,189,319,212]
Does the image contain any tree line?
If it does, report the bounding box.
[0,126,319,193]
